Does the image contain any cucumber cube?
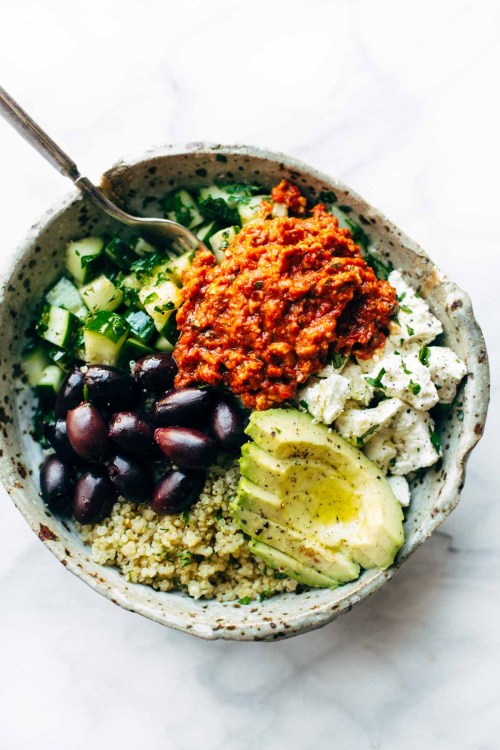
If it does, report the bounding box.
[22,346,51,387]
[83,311,130,366]
[80,275,123,312]
[139,279,182,335]
[117,272,143,308]
[65,237,105,284]
[36,365,65,402]
[36,304,79,350]
[104,237,138,270]
[123,310,155,342]
[132,237,156,256]
[46,346,75,372]
[154,334,175,353]
[169,250,195,286]
[164,189,204,229]
[209,226,237,263]
[118,337,154,369]
[195,221,216,244]
[238,195,270,225]
[46,276,88,319]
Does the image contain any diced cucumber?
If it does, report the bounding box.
[22,346,51,387]
[104,236,138,270]
[80,275,123,312]
[164,189,204,229]
[123,309,155,342]
[169,250,195,286]
[36,304,79,350]
[195,221,216,244]
[118,337,154,369]
[238,195,270,225]
[83,312,129,366]
[46,276,88,320]
[132,237,156,256]
[209,226,237,263]
[139,277,182,335]
[65,237,105,284]
[36,365,64,402]
[327,206,351,230]
[46,346,74,372]
[154,334,175,353]
[117,272,143,308]
[198,183,261,225]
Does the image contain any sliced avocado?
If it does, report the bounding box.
[232,497,360,583]
[248,540,340,588]
[232,408,404,587]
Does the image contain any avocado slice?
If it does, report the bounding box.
[249,540,341,588]
[232,408,404,587]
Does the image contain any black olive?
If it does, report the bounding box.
[107,454,153,503]
[134,353,178,393]
[66,402,110,462]
[108,412,159,459]
[154,426,217,469]
[73,468,116,523]
[40,454,73,513]
[151,468,206,515]
[55,367,84,418]
[153,387,213,427]
[45,418,83,465]
[211,394,247,453]
[84,365,138,411]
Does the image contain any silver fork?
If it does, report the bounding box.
[0,85,205,254]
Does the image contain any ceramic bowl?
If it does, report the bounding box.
[0,144,489,640]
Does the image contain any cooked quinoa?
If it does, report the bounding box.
[77,458,298,602]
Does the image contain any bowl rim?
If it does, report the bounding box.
[0,142,490,640]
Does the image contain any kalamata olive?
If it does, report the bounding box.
[151,468,206,515]
[108,412,159,459]
[108,454,153,502]
[134,353,178,393]
[154,426,217,469]
[84,365,138,411]
[73,468,116,523]
[40,454,73,512]
[66,402,110,462]
[55,367,84,418]
[154,387,213,427]
[46,418,83,465]
[211,395,247,453]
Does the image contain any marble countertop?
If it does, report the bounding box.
[0,1,498,747]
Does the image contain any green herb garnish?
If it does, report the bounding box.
[365,368,386,389]
[419,345,431,366]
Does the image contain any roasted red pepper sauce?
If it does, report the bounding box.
[174,181,396,410]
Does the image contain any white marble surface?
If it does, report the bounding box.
[0,1,498,747]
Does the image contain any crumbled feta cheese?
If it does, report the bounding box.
[388,270,443,347]
[364,351,439,411]
[389,407,440,475]
[362,428,397,473]
[387,475,411,507]
[271,202,288,218]
[341,361,374,405]
[334,398,404,446]
[297,373,350,424]
[424,346,467,403]
[356,339,395,373]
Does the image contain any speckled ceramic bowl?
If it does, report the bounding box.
[0,144,489,640]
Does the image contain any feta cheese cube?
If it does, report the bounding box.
[425,346,467,404]
[334,398,405,446]
[387,475,411,507]
[363,428,397,473]
[388,270,443,347]
[341,361,374,405]
[297,372,350,424]
[389,407,440,475]
[364,351,439,411]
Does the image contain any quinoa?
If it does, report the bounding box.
[77,457,298,602]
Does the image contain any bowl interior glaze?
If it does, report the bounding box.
[0,144,489,640]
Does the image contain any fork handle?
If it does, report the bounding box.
[0,85,81,180]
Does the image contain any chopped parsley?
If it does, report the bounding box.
[409,380,421,395]
[182,511,190,525]
[429,427,441,454]
[418,345,431,366]
[365,368,386,389]
[400,360,412,375]
[238,596,252,605]
[355,424,380,447]
[406,324,415,336]
[176,551,192,568]
[329,352,347,370]
[399,305,412,314]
